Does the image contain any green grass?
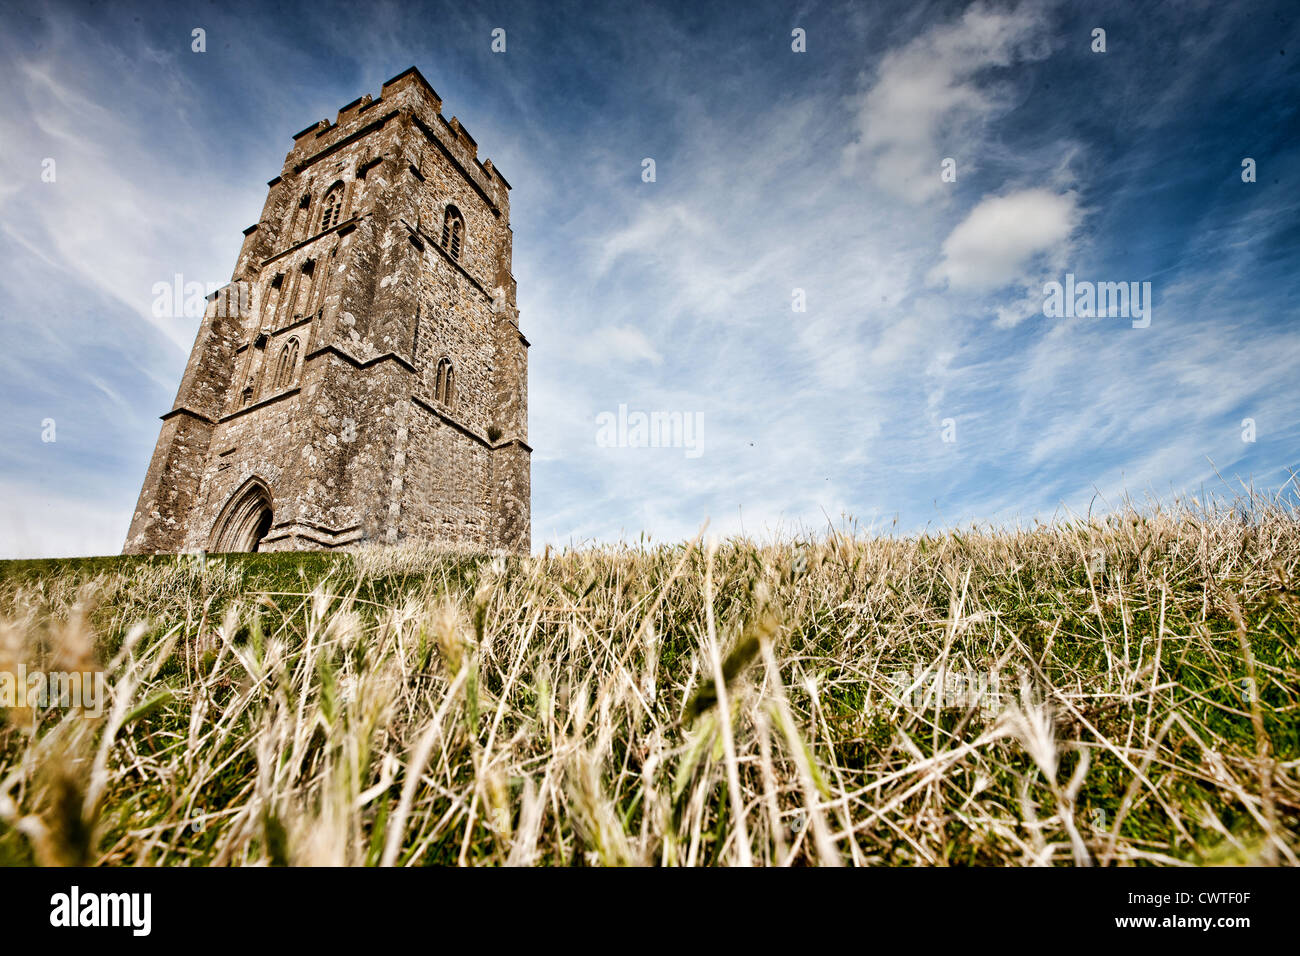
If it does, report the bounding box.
[0,501,1297,866]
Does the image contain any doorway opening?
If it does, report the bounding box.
[211,479,274,552]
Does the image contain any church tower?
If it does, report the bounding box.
[123,68,531,554]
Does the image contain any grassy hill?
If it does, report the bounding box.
[1,503,1297,866]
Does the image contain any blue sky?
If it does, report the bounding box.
[1,0,1297,556]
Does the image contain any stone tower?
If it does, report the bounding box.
[124,68,530,555]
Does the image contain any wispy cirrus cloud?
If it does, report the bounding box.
[843,0,1054,203]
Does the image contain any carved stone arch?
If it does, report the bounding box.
[273,336,301,389]
[210,477,274,552]
[319,180,346,232]
[435,356,455,405]
[440,205,464,259]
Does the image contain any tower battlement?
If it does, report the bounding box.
[124,68,531,555]
[280,68,509,204]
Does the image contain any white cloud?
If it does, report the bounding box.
[928,188,1079,291]
[844,1,1053,203]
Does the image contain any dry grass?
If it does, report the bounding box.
[0,498,1297,866]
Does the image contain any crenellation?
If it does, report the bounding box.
[124,67,530,556]
[336,93,373,125]
[447,117,477,157]
[381,67,442,111]
[291,118,330,142]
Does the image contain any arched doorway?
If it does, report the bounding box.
[210,478,274,552]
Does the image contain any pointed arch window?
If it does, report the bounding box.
[435,357,455,406]
[273,336,300,390]
[319,182,345,232]
[440,205,464,260]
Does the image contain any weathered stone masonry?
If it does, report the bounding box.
[124,67,531,554]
